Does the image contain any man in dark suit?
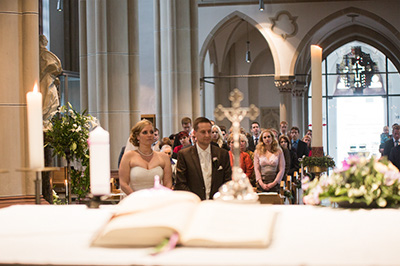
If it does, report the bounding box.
[383,124,400,157]
[175,117,232,200]
[389,145,400,170]
[247,121,261,152]
[290,126,309,159]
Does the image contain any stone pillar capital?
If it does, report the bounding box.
[274,76,296,93]
[292,82,307,97]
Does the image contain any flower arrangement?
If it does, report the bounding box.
[300,155,335,168]
[303,156,400,208]
[44,103,98,200]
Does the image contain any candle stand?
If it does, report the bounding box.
[17,167,60,204]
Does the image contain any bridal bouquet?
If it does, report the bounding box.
[303,156,400,208]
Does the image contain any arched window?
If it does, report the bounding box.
[308,41,400,166]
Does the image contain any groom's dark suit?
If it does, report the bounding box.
[174,144,232,200]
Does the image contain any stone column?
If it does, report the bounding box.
[292,82,307,134]
[0,0,39,196]
[155,0,200,136]
[79,0,140,169]
[274,76,295,128]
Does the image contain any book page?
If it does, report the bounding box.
[92,190,200,247]
[92,200,197,247]
[115,190,200,215]
[180,201,277,248]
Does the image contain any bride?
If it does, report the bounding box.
[119,120,173,195]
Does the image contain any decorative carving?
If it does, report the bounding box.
[270,11,298,40]
[274,78,295,93]
[260,107,280,130]
[40,35,62,128]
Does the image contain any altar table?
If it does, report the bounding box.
[0,204,399,265]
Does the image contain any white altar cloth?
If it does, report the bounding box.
[0,204,399,265]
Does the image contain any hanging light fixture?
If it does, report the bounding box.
[57,0,63,12]
[246,22,251,63]
[259,0,264,11]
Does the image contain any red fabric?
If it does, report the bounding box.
[229,151,254,179]
[173,145,183,154]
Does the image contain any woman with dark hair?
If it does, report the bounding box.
[119,120,173,195]
[254,129,285,192]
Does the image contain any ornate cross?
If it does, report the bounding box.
[214,88,259,182]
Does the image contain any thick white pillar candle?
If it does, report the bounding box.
[26,83,45,169]
[89,126,111,195]
[311,45,323,147]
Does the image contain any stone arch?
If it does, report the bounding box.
[293,7,400,86]
[199,10,279,80]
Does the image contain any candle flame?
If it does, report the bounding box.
[33,83,38,92]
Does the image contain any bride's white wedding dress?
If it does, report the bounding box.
[129,166,164,191]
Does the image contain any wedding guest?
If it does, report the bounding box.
[172,117,192,149]
[383,124,400,157]
[380,126,390,155]
[175,117,232,200]
[290,126,309,159]
[211,124,229,150]
[172,131,191,159]
[151,128,160,151]
[247,121,261,152]
[240,134,256,186]
[279,121,288,137]
[227,133,254,180]
[302,135,312,156]
[158,137,173,151]
[306,129,312,138]
[161,144,177,186]
[119,120,173,195]
[278,135,291,179]
[279,135,299,177]
[254,129,285,192]
[220,125,227,142]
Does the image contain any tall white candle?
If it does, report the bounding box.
[89,126,111,195]
[26,83,45,169]
[311,45,323,147]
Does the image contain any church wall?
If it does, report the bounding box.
[198,1,400,77]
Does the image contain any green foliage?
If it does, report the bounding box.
[44,103,97,201]
[301,155,335,168]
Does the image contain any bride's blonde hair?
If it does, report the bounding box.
[129,119,153,146]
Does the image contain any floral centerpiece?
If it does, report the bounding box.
[303,156,400,208]
[44,103,98,201]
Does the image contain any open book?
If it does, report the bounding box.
[92,189,277,248]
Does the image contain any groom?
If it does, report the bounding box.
[175,117,232,200]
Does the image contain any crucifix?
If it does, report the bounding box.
[213,88,259,202]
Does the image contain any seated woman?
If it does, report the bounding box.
[227,133,254,180]
[254,129,285,193]
[119,120,173,195]
[211,125,229,150]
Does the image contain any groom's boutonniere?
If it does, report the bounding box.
[213,157,223,170]
[212,157,219,168]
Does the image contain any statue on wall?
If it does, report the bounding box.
[40,34,62,128]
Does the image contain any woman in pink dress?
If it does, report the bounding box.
[254,129,285,192]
